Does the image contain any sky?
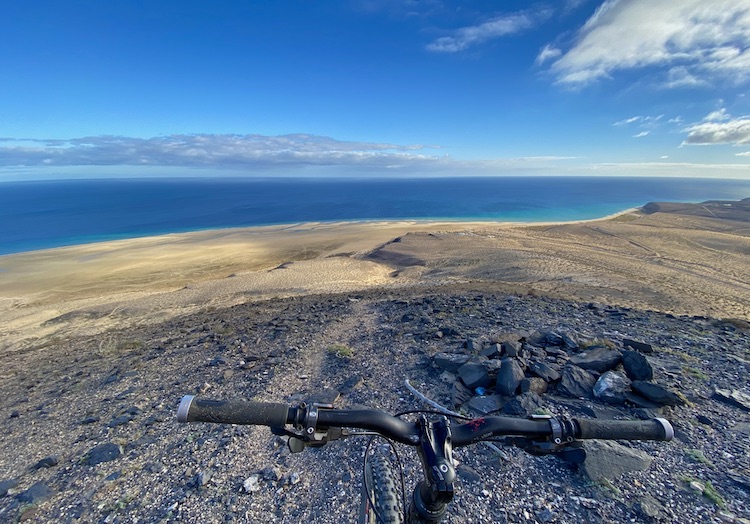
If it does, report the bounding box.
[2,0,750,180]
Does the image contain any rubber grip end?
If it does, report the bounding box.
[654,418,674,441]
[177,395,195,423]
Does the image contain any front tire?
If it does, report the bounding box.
[360,454,402,524]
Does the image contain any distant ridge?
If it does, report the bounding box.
[642,198,750,222]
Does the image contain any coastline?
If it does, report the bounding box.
[1,207,749,352]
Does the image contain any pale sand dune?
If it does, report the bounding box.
[1,212,748,352]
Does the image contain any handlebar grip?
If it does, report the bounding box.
[575,418,673,441]
[177,395,290,427]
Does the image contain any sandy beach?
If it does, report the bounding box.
[1,208,749,353]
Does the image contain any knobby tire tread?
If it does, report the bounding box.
[364,454,402,524]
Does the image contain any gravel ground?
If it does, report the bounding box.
[1,286,749,523]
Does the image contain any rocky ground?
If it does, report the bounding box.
[1,286,749,523]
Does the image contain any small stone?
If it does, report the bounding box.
[0,478,19,497]
[287,472,300,485]
[262,467,282,481]
[86,443,123,466]
[17,482,53,504]
[536,508,555,523]
[30,456,59,470]
[9,411,20,418]
[198,468,213,487]
[623,338,653,353]
[243,474,261,493]
[634,494,667,520]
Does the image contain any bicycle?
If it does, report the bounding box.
[177,394,673,523]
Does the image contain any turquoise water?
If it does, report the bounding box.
[1,176,749,255]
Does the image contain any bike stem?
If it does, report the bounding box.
[411,415,455,523]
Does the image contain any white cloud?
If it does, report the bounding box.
[546,0,750,87]
[736,151,750,156]
[704,108,731,122]
[535,44,562,65]
[683,117,750,145]
[613,115,663,127]
[426,10,545,53]
[613,116,641,126]
[633,131,650,138]
[660,155,669,159]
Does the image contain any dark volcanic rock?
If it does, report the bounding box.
[457,362,492,390]
[502,340,522,357]
[520,377,548,395]
[451,380,474,409]
[583,440,653,481]
[465,394,505,415]
[434,353,470,372]
[496,358,525,396]
[86,443,123,466]
[593,371,631,405]
[502,392,542,416]
[480,343,501,358]
[0,478,19,497]
[713,388,750,412]
[621,350,653,381]
[569,347,621,372]
[631,381,685,406]
[529,361,561,383]
[623,338,654,353]
[17,482,53,504]
[30,456,59,470]
[557,365,597,399]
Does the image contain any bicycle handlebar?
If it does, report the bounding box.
[177,395,673,445]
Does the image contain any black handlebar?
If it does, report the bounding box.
[177,395,673,445]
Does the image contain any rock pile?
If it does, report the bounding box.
[434,331,684,417]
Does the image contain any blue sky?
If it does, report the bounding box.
[2,0,750,180]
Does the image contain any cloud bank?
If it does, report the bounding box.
[0,134,445,170]
[545,0,750,87]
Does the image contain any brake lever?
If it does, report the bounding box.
[504,437,586,463]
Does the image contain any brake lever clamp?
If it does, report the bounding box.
[512,414,586,463]
[279,402,342,453]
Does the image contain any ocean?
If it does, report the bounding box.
[1,176,749,255]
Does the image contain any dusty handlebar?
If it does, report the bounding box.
[177,395,673,445]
